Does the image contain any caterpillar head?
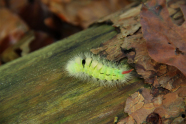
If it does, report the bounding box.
[66,56,84,76]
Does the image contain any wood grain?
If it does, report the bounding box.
[0,24,143,124]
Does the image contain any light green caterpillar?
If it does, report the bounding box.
[66,53,133,86]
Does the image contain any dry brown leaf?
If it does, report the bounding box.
[177,87,186,97]
[140,0,186,76]
[154,106,167,118]
[162,92,179,108]
[123,90,157,124]
[124,92,145,115]
[120,18,185,91]
[116,5,141,38]
[97,1,186,123]
[0,0,5,7]
[91,1,186,94]
[172,74,186,88]
[141,88,153,103]
[154,87,185,118]
[97,3,142,39]
[43,0,132,28]
[90,4,143,61]
[130,103,155,124]
[121,33,157,80]
[0,8,28,53]
[152,95,163,107]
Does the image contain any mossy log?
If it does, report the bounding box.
[0,24,143,124]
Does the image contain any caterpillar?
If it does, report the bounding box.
[65,53,133,86]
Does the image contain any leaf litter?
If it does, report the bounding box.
[91,0,186,123]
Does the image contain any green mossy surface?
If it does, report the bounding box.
[0,25,143,124]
